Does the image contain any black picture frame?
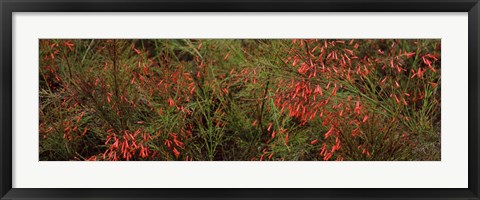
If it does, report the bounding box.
[1,0,479,199]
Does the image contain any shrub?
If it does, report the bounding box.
[39,39,440,161]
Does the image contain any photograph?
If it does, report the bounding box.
[39,39,441,161]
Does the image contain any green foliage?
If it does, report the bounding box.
[39,39,441,161]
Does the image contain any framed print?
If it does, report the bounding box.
[1,0,479,199]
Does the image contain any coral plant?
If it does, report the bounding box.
[39,39,440,161]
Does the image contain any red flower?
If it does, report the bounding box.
[173,148,180,158]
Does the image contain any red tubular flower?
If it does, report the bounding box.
[173,148,180,158]
[324,126,335,139]
[285,133,289,145]
[323,153,332,161]
[354,101,361,115]
[362,115,369,123]
[168,98,175,107]
[64,41,74,51]
[405,52,416,58]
